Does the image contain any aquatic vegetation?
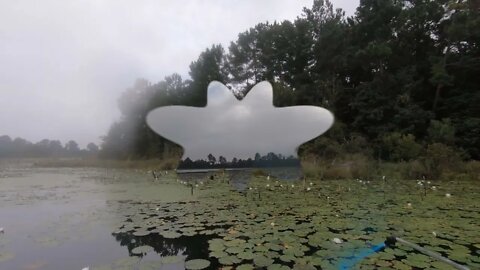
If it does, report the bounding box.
[131,245,154,255]
[185,259,211,269]
[0,165,477,269]
[110,175,480,269]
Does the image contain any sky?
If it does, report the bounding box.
[147,81,334,161]
[0,0,359,148]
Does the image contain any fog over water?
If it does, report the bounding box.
[0,0,358,147]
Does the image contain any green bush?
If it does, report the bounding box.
[323,165,352,179]
[306,137,343,159]
[422,143,462,179]
[159,158,178,170]
[465,161,480,181]
[301,162,321,179]
[343,134,373,157]
[427,118,455,145]
[381,132,422,161]
[405,159,429,179]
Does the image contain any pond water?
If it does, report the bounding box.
[0,161,479,269]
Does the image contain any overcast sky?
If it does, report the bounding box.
[0,0,359,148]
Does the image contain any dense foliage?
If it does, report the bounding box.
[100,0,479,164]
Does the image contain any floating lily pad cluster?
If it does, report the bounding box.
[111,175,480,269]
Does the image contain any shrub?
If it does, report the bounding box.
[343,134,373,157]
[422,143,462,179]
[427,118,455,145]
[465,161,480,181]
[301,162,321,179]
[349,154,375,179]
[159,158,178,170]
[300,136,343,160]
[323,165,352,179]
[405,159,429,179]
[381,132,422,161]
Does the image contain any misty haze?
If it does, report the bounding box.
[0,1,479,270]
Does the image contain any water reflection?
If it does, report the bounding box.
[112,232,220,269]
[176,167,303,191]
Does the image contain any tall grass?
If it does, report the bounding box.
[302,157,480,181]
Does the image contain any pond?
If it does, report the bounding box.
[0,161,478,269]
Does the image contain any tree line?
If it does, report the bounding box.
[100,0,479,162]
[178,153,300,170]
[0,135,99,158]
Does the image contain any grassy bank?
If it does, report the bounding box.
[302,156,480,181]
[20,155,480,182]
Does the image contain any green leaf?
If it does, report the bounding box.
[185,259,211,270]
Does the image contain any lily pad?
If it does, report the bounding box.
[185,259,211,270]
[254,256,274,267]
[162,231,182,239]
[131,245,153,255]
[218,255,241,265]
[268,264,291,270]
[133,230,150,236]
[237,264,255,270]
[238,251,256,260]
[161,255,184,264]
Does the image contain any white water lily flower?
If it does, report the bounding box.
[266,184,270,188]
[427,181,431,184]
[431,186,437,190]
[195,184,199,187]
[249,187,253,190]
[280,184,284,188]
[445,193,452,198]
[310,182,313,186]
[267,176,270,180]
[407,203,412,208]
[306,187,311,191]
[332,238,343,244]
[155,207,160,211]
[200,181,204,185]
[291,184,295,188]
[432,231,437,237]
[270,222,275,226]
[382,175,386,180]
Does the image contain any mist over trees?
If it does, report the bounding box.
[100,0,479,162]
[0,135,98,158]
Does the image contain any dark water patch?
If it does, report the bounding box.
[361,227,377,235]
[113,232,221,269]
